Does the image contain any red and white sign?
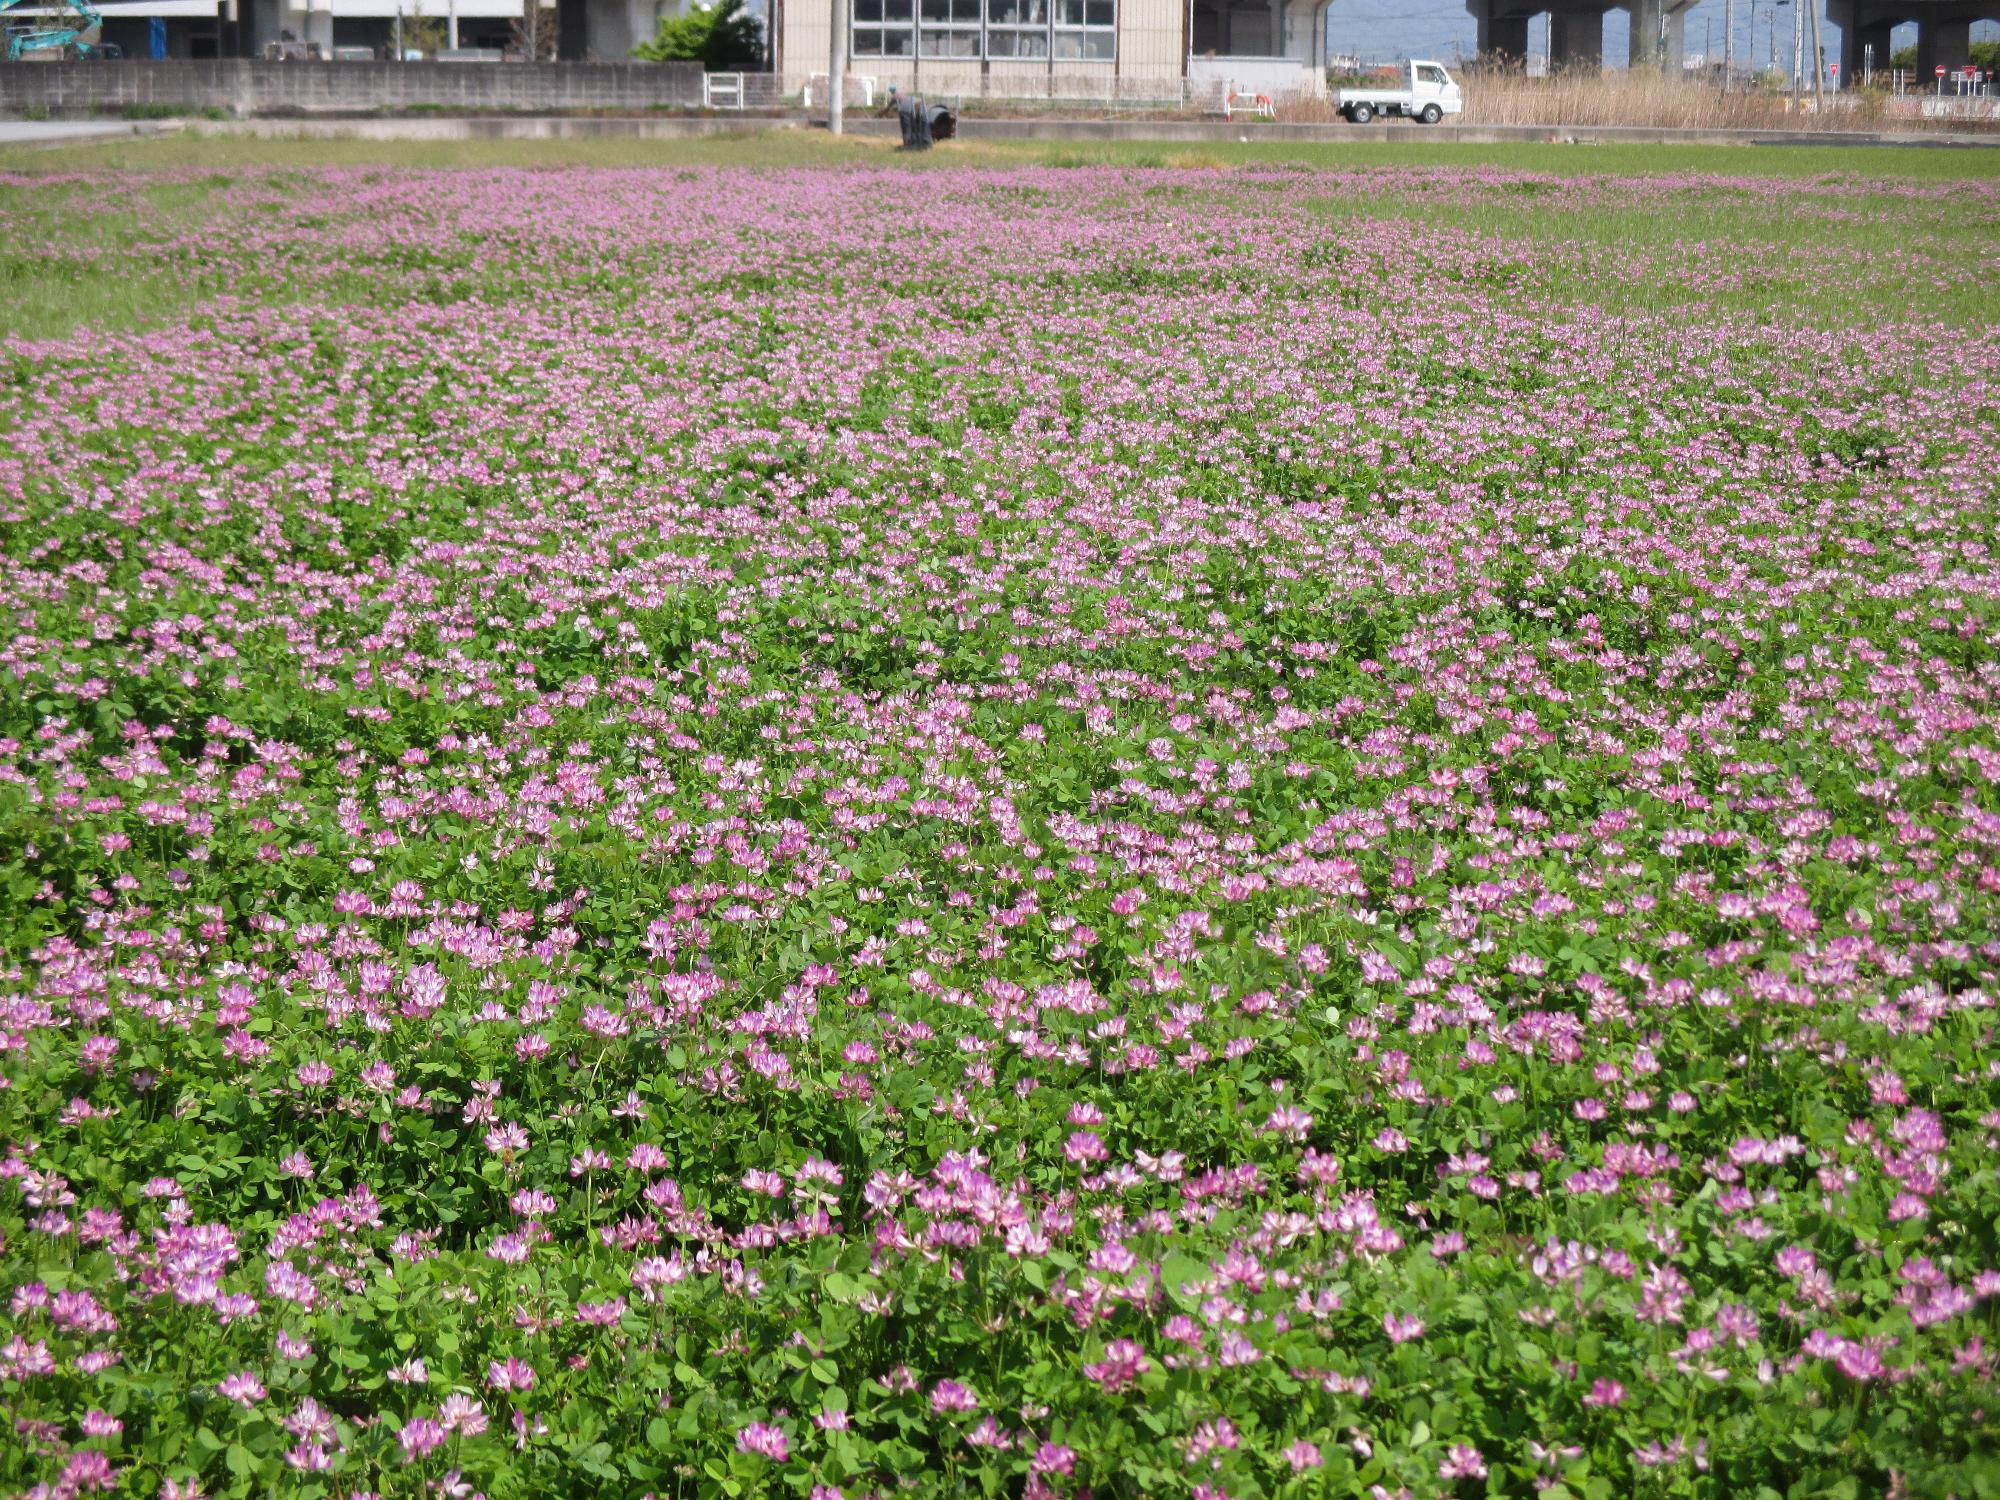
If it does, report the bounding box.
[1935,64,1947,76]
[1827,62,1838,76]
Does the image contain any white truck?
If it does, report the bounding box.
[1337,60,1464,124]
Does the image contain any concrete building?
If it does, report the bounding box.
[235,0,540,58]
[553,0,671,57]
[5,0,231,55]
[25,0,1980,97]
[94,0,226,58]
[773,0,1225,103]
[224,0,656,58]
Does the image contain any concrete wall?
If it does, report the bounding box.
[169,110,2000,140]
[0,59,703,114]
[1122,0,1183,83]
[1187,53,1315,96]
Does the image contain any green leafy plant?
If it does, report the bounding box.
[631,0,762,71]
[0,147,1996,1500]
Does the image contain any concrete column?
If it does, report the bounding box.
[1279,0,1318,66]
[1471,4,1531,59]
[557,0,588,57]
[1845,17,1892,79]
[1628,0,1661,65]
[1627,0,1685,65]
[1915,16,1970,75]
[1549,8,1603,67]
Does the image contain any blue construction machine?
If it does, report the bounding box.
[2,0,106,59]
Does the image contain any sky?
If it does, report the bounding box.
[1324,0,2000,71]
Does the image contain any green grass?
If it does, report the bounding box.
[980,136,2000,180]
[1304,180,2000,326]
[0,172,248,341]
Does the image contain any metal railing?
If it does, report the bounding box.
[799,71,878,109]
[702,71,788,109]
[1189,78,1289,116]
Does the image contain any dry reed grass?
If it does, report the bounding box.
[1281,67,1998,132]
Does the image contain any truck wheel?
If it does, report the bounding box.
[1420,103,1442,124]
[1350,103,1373,125]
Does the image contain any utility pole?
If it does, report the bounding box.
[1723,0,1733,84]
[828,0,847,135]
[1806,0,1824,101]
[1790,0,1801,102]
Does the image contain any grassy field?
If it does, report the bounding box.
[3,132,1997,340]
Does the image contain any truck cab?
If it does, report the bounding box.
[1337,59,1464,125]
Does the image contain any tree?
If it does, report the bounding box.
[512,0,558,59]
[1891,40,2000,70]
[400,12,446,55]
[631,0,763,71]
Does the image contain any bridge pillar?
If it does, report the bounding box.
[1549,9,1604,68]
[1627,0,1687,66]
[1473,7,1533,59]
[1846,18,1895,78]
[1916,16,1971,74]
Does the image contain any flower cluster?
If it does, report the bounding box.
[0,154,1994,1498]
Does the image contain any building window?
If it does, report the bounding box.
[919,0,981,56]
[859,0,1114,61]
[985,0,1048,55]
[1052,0,1113,57]
[853,0,914,56]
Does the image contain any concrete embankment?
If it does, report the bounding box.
[4,112,1993,151]
[202,114,2000,148]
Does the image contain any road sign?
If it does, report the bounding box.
[1935,64,1946,76]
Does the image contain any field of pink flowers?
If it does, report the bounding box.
[0,155,1998,1500]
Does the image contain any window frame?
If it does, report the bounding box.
[851,0,915,58]
[852,0,1115,63]
[1051,0,1113,57]
[918,0,981,57]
